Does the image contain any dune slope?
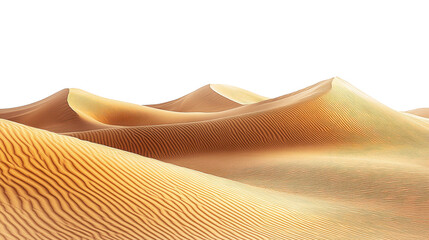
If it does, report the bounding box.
[66,87,271,128]
[146,84,244,112]
[64,79,429,226]
[406,108,429,118]
[68,78,429,160]
[1,119,418,239]
[0,87,240,133]
[0,78,428,239]
[0,81,327,133]
[0,89,109,133]
[210,84,268,104]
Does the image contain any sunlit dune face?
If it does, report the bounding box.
[67,78,428,160]
[0,77,428,239]
[146,84,245,112]
[210,84,268,104]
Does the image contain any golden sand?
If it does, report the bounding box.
[0,77,427,239]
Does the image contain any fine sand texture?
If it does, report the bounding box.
[2,119,424,239]
[68,78,429,159]
[0,78,428,239]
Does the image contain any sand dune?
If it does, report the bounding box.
[0,89,110,133]
[68,78,429,160]
[67,87,271,128]
[406,108,429,118]
[64,78,429,232]
[210,84,268,104]
[2,119,422,239]
[0,81,324,133]
[0,78,427,239]
[0,88,239,133]
[147,84,266,112]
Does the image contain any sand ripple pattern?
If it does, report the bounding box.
[69,79,428,160]
[0,119,382,240]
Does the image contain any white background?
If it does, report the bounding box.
[0,1,427,110]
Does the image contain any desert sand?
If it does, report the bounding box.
[147,84,267,112]
[0,89,110,133]
[0,77,428,239]
[406,108,429,118]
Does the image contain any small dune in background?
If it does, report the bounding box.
[406,108,429,118]
[146,84,267,112]
[0,77,428,239]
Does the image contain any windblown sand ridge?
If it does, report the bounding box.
[0,87,238,133]
[0,80,325,133]
[0,119,417,239]
[67,78,429,160]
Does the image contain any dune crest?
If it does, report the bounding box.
[68,77,429,160]
[0,89,109,133]
[0,80,331,133]
[146,84,244,112]
[0,87,241,133]
[209,84,268,105]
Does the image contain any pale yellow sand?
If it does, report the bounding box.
[210,84,268,104]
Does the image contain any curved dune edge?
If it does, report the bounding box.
[0,78,333,133]
[2,119,423,239]
[146,84,243,112]
[68,78,333,129]
[406,108,429,118]
[0,89,111,133]
[67,77,429,160]
[209,84,268,105]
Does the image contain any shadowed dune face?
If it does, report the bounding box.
[68,86,272,128]
[0,81,331,133]
[0,85,258,133]
[0,89,109,133]
[3,119,423,239]
[406,108,429,118]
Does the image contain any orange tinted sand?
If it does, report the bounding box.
[0,119,427,239]
[0,80,328,133]
[0,87,237,132]
[0,78,428,239]
[406,108,429,118]
[67,78,429,160]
